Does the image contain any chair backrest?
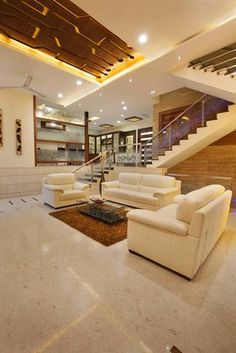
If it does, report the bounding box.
[45,173,76,186]
[140,174,176,193]
[118,173,142,190]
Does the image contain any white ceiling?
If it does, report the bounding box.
[0,0,236,130]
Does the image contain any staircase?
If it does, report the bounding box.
[80,166,114,183]
[144,95,236,169]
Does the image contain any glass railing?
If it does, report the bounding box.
[143,94,230,165]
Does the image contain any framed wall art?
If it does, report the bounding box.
[16,119,22,155]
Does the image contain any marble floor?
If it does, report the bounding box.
[0,196,236,353]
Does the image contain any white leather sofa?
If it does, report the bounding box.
[102,173,181,211]
[127,185,232,279]
[42,173,90,208]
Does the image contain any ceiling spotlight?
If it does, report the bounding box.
[123,106,127,110]
[121,101,126,105]
[138,33,148,44]
[129,78,133,83]
[121,114,124,117]
[177,56,182,60]
[150,90,156,95]
[78,103,81,106]
[57,93,63,98]
[99,109,103,113]
[93,122,97,125]
[99,93,102,96]
[76,80,82,85]
[117,120,121,123]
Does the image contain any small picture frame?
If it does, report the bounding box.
[16,119,22,155]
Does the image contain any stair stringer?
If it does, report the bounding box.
[152,104,236,169]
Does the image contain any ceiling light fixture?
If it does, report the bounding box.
[129,78,133,83]
[150,90,156,95]
[121,114,124,117]
[57,93,63,98]
[123,106,127,110]
[99,93,102,96]
[76,80,82,85]
[93,122,97,125]
[117,120,121,123]
[177,56,181,60]
[78,103,82,106]
[99,109,103,112]
[121,101,125,105]
[138,33,148,44]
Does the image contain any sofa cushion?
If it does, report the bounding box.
[119,173,142,191]
[46,173,76,185]
[176,184,225,224]
[103,188,159,206]
[59,190,86,201]
[140,174,176,193]
[127,206,189,236]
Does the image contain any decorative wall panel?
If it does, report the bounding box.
[16,119,22,155]
[0,109,2,147]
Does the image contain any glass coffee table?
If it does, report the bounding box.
[79,202,126,224]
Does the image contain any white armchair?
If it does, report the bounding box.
[127,185,232,279]
[42,173,90,208]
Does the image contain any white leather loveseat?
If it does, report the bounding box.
[42,173,90,208]
[102,173,181,211]
[127,185,232,279]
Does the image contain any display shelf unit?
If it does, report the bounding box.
[36,115,85,165]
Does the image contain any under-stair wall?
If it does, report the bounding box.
[168,130,236,204]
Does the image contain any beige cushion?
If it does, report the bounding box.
[140,174,176,193]
[119,173,142,191]
[127,206,189,236]
[59,190,86,201]
[46,173,76,185]
[104,188,159,206]
[176,184,225,224]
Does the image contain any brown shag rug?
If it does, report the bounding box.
[50,206,128,246]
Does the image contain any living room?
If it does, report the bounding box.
[0,1,236,353]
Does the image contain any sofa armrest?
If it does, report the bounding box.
[43,184,63,192]
[127,209,188,236]
[102,180,120,189]
[74,181,90,191]
[153,187,180,196]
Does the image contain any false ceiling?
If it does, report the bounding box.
[0,0,143,82]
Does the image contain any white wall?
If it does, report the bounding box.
[0,89,35,167]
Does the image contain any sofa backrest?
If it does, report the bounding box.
[118,173,142,190]
[140,174,176,193]
[176,184,225,225]
[46,173,75,187]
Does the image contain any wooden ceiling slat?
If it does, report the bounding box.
[0,0,142,81]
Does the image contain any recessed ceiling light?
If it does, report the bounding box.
[150,90,156,95]
[177,56,182,60]
[76,80,82,85]
[121,101,126,105]
[123,106,127,110]
[57,93,63,98]
[99,93,102,96]
[93,122,97,125]
[78,103,81,106]
[129,78,133,83]
[117,120,121,123]
[121,114,124,117]
[90,116,100,121]
[99,109,103,113]
[138,33,148,44]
